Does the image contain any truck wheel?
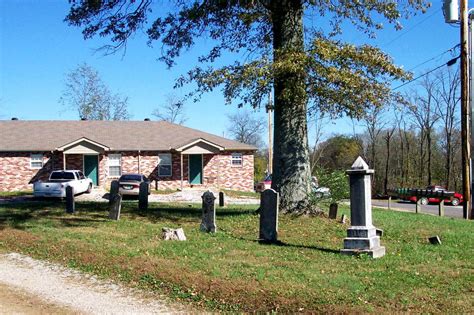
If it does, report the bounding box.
[420,197,428,205]
[86,184,92,194]
[451,198,460,206]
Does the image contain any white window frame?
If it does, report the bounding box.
[158,153,172,177]
[231,152,243,167]
[30,153,43,169]
[108,154,122,178]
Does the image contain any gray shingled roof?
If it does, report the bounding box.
[0,120,257,152]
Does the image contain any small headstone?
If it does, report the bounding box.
[219,191,226,207]
[340,214,347,224]
[138,182,149,211]
[200,191,216,233]
[109,194,122,220]
[329,203,338,219]
[162,228,187,241]
[376,228,384,237]
[65,186,75,214]
[109,180,119,205]
[428,235,442,245]
[259,189,279,243]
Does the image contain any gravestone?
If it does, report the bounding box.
[162,228,187,241]
[109,180,119,205]
[341,156,385,258]
[429,235,441,245]
[109,194,122,220]
[340,214,347,224]
[200,191,216,233]
[329,203,338,219]
[65,186,75,214]
[259,189,279,243]
[138,182,149,211]
[219,191,226,207]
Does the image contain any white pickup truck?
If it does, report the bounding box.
[33,170,93,198]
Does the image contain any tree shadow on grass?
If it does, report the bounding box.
[0,201,108,230]
[258,240,340,254]
[0,200,258,230]
[128,205,257,224]
[218,227,340,254]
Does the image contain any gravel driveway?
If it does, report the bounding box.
[77,188,260,205]
[0,253,188,314]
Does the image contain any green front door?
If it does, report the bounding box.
[84,155,99,186]
[189,154,202,184]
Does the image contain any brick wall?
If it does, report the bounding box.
[0,150,255,192]
[0,152,56,191]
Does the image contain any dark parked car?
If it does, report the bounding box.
[118,174,150,196]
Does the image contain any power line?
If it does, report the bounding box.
[405,44,460,73]
[393,56,460,91]
[383,8,442,48]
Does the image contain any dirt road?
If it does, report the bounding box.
[0,253,187,314]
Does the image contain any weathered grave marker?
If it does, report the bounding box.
[341,156,385,258]
[162,228,187,241]
[200,191,216,233]
[138,182,149,211]
[429,235,442,245]
[65,186,75,214]
[329,203,338,219]
[259,189,279,243]
[219,191,226,207]
[109,193,122,220]
[109,180,119,205]
[340,214,347,224]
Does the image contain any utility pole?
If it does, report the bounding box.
[460,0,472,219]
[266,93,273,175]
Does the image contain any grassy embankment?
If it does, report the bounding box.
[0,200,472,312]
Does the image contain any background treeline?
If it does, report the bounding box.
[252,66,461,195]
[312,66,462,195]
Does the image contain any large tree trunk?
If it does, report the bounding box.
[270,0,312,213]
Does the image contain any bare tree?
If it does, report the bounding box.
[151,94,187,125]
[226,110,265,148]
[434,66,460,190]
[59,63,131,120]
[383,127,396,195]
[406,74,441,186]
[363,106,386,171]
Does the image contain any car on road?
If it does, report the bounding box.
[118,174,150,196]
[255,174,272,192]
[405,185,463,206]
[255,174,330,197]
[33,170,93,198]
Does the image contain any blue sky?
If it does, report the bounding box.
[0,1,463,143]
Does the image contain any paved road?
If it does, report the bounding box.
[372,199,464,219]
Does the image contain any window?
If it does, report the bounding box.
[108,154,121,177]
[78,171,86,180]
[231,153,243,166]
[158,153,172,176]
[30,154,43,169]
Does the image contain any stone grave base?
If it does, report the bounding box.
[341,226,386,258]
[340,246,386,258]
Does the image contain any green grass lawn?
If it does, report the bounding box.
[0,200,472,312]
[0,191,32,198]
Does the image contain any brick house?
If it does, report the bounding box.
[0,120,256,192]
